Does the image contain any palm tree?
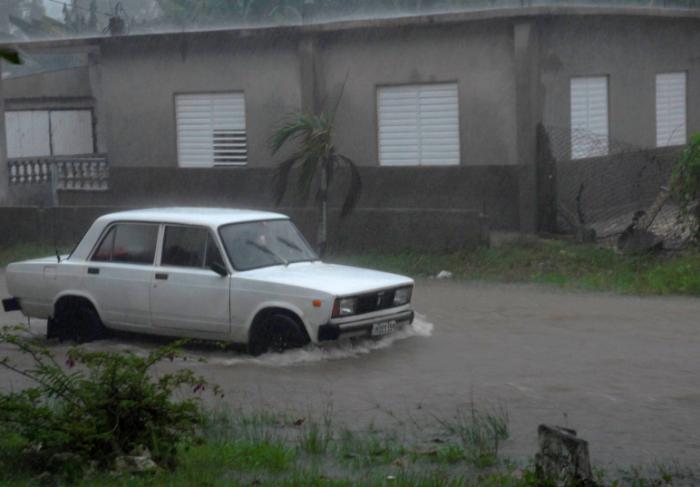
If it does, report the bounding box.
[270,112,361,256]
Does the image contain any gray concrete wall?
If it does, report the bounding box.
[2,66,92,101]
[0,205,487,252]
[539,15,700,156]
[58,165,520,230]
[318,21,518,166]
[99,33,302,168]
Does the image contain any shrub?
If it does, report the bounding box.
[671,132,700,242]
[0,324,220,478]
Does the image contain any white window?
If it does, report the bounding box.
[5,109,94,158]
[175,93,247,167]
[50,110,94,155]
[5,111,51,158]
[570,76,609,159]
[377,83,460,166]
[656,72,687,147]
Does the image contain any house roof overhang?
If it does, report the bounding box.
[1,5,700,52]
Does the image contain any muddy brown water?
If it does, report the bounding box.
[2,271,699,473]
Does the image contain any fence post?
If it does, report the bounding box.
[50,163,59,207]
[0,61,8,205]
[536,124,558,233]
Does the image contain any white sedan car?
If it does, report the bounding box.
[3,208,415,354]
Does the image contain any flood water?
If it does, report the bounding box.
[2,273,700,474]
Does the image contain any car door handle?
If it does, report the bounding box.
[155,273,169,281]
[87,267,100,275]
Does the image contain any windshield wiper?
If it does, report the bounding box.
[276,236,304,253]
[245,239,288,266]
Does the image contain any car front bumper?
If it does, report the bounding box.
[317,309,415,341]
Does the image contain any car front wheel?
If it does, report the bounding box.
[248,313,309,356]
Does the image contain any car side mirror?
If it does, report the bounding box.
[208,262,229,277]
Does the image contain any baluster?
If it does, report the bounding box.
[80,161,87,189]
[65,161,73,190]
[42,159,50,184]
[31,159,39,184]
[20,161,27,184]
[9,161,17,185]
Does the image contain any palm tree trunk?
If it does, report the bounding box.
[318,162,328,257]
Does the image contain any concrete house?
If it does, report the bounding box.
[1,6,699,249]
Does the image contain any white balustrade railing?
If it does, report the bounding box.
[8,155,109,191]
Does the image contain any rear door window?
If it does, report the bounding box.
[91,223,158,265]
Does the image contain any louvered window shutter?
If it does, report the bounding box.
[378,83,460,166]
[656,72,687,147]
[570,76,609,160]
[176,93,247,167]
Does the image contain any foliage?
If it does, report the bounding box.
[270,112,361,218]
[0,325,219,478]
[0,243,71,268]
[330,240,700,296]
[270,109,361,255]
[0,47,21,65]
[433,403,509,468]
[671,132,700,242]
[0,403,693,486]
[152,0,508,25]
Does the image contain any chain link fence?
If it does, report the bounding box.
[539,125,693,248]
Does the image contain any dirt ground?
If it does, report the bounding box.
[2,270,699,473]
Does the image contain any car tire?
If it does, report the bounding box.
[248,313,309,356]
[46,317,63,341]
[55,301,109,344]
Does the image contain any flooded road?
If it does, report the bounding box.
[2,271,700,472]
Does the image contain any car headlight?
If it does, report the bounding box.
[393,286,413,306]
[333,297,357,317]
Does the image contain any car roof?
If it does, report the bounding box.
[96,207,289,227]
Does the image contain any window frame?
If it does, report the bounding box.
[375,82,461,167]
[655,71,687,148]
[569,75,610,160]
[4,107,96,158]
[158,223,228,272]
[173,91,248,168]
[88,221,160,266]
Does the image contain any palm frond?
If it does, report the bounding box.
[298,150,322,202]
[0,48,21,65]
[272,155,302,205]
[269,114,316,155]
[337,154,362,218]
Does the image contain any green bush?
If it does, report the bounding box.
[0,325,220,479]
[672,132,700,242]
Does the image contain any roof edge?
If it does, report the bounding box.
[3,5,700,50]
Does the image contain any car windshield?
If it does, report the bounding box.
[219,219,318,271]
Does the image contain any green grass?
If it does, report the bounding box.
[0,406,693,487]
[3,240,699,295]
[0,243,69,268]
[330,240,700,296]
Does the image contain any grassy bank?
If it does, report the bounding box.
[0,243,68,268]
[1,405,691,487]
[2,240,700,296]
[331,240,700,296]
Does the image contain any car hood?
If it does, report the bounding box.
[236,261,413,296]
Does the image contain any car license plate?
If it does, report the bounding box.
[371,320,398,337]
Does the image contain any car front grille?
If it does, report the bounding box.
[355,289,397,315]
